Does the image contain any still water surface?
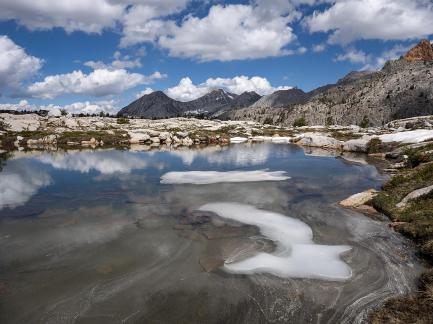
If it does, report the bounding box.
[0,144,422,323]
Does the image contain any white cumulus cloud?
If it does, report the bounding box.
[335,43,414,70]
[120,0,190,47]
[0,35,44,89]
[335,48,370,64]
[84,54,142,70]
[306,0,433,44]
[0,0,125,33]
[158,4,298,61]
[135,87,154,99]
[0,99,119,115]
[165,76,291,101]
[24,69,166,99]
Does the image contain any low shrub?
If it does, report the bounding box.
[359,115,370,128]
[117,117,130,124]
[293,117,307,127]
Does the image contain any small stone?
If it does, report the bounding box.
[182,137,193,146]
[176,131,188,138]
[339,189,378,208]
[150,137,160,144]
[396,185,433,209]
[147,130,160,137]
[199,256,224,272]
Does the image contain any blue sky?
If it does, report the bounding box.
[0,0,432,114]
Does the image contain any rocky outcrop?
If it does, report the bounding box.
[396,185,433,208]
[404,39,433,62]
[343,138,371,153]
[293,133,343,149]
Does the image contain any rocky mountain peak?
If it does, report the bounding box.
[404,39,433,62]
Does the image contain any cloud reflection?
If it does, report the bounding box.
[36,150,148,174]
[170,144,271,167]
[0,160,51,209]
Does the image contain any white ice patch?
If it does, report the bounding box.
[230,137,248,143]
[378,129,433,144]
[161,170,290,184]
[271,136,292,144]
[198,203,352,281]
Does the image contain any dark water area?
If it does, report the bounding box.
[0,144,423,323]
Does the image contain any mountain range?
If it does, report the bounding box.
[119,40,433,126]
[117,89,262,118]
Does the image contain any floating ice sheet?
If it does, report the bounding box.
[198,203,352,281]
[160,170,290,184]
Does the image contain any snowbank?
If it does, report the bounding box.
[378,129,433,144]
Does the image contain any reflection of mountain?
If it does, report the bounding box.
[0,160,51,209]
[170,144,271,167]
[36,150,148,174]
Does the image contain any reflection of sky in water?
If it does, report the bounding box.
[0,145,384,212]
[0,160,51,209]
[169,143,272,166]
[0,144,421,324]
[35,150,148,174]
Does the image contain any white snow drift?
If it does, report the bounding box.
[378,129,433,144]
[198,203,352,281]
[160,170,290,184]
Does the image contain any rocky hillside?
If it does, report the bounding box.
[229,91,262,109]
[119,89,261,119]
[250,88,310,109]
[228,40,433,126]
[182,89,235,115]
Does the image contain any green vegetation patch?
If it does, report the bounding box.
[329,130,362,141]
[293,117,307,127]
[117,117,130,124]
[372,162,433,268]
[57,130,129,146]
[366,138,401,154]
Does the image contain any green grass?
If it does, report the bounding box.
[57,131,129,146]
[117,117,130,124]
[329,130,362,141]
[293,117,307,127]
[0,130,131,150]
[370,163,433,322]
[372,163,433,256]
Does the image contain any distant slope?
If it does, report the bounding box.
[183,89,236,115]
[250,89,310,109]
[227,40,433,126]
[230,91,261,109]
